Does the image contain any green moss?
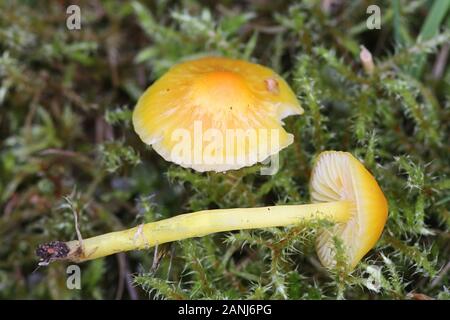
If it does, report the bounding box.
[0,0,448,300]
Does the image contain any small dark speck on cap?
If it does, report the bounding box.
[265,78,279,94]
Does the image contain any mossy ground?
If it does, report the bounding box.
[0,0,449,299]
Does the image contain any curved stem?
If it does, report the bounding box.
[38,201,352,263]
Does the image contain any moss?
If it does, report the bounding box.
[0,0,448,299]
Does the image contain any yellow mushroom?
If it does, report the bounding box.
[132,56,303,172]
[311,151,388,268]
[37,151,388,270]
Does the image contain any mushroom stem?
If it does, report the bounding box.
[38,201,352,263]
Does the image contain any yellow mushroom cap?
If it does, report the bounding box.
[310,151,388,269]
[132,56,303,172]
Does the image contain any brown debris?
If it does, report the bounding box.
[35,241,70,265]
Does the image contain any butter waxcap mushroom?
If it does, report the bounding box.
[36,151,388,271]
[311,151,388,268]
[132,56,303,172]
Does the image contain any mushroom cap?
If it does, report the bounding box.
[132,56,303,172]
[310,151,388,269]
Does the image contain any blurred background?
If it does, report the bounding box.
[0,0,449,299]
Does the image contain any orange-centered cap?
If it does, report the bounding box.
[310,151,388,269]
[132,56,303,172]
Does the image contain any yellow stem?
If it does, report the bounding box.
[65,201,352,262]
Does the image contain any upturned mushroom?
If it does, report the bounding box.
[132,56,303,172]
[37,151,388,270]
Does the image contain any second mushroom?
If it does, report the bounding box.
[37,151,388,270]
